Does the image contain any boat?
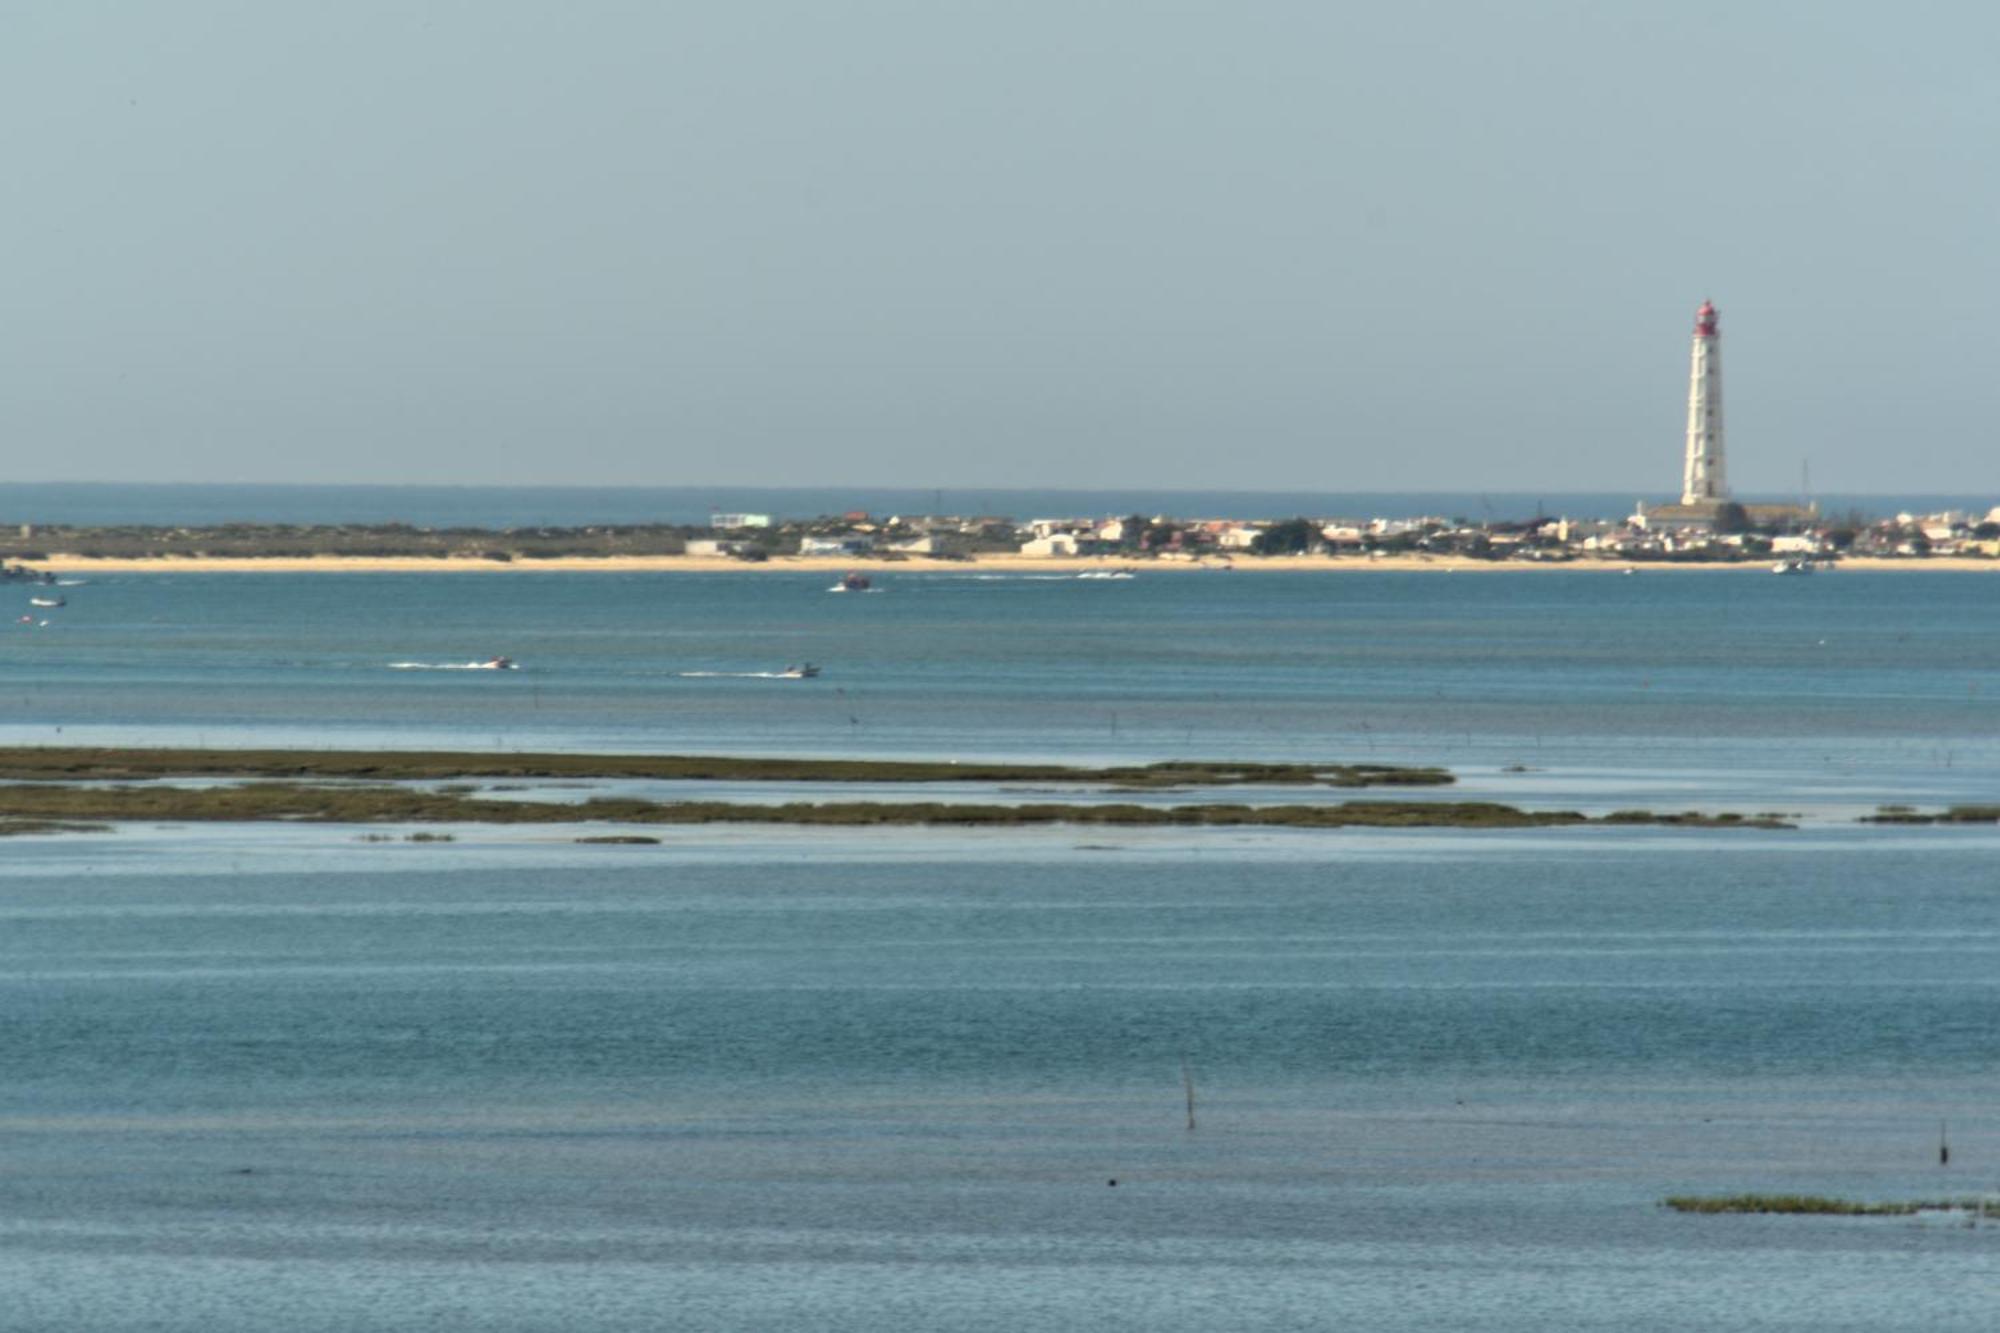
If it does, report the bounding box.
[28,596,64,608]
[832,571,872,592]
[476,656,517,669]
[1076,569,1135,580]
[1771,559,1814,576]
[778,663,821,679]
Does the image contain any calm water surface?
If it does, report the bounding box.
[4,481,1968,527]
[1,569,1997,1328]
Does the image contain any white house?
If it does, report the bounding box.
[1320,524,1366,548]
[799,535,874,556]
[1216,525,1266,550]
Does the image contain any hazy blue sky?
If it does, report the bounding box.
[5,2,1995,494]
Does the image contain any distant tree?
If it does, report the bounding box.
[1252,518,1318,556]
[1712,503,1750,534]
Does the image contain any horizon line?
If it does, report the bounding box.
[0,480,1980,499]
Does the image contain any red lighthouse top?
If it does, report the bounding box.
[1694,300,1718,337]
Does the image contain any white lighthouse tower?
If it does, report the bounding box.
[1680,300,1727,504]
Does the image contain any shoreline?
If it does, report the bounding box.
[26,552,2000,574]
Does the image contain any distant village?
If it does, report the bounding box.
[682,502,2000,563]
[5,501,2000,565]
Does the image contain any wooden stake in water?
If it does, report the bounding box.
[1182,1056,1196,1131]
[1940,1120,1950,1167]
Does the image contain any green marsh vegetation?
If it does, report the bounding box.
[0,781,1794,832]
[1602,810,1794,829]
[0,747,1813,833]
[1864,804,2000,824]
[0,747,1450,789]
[1665,1195,1995,1218]
[0,817,111,837]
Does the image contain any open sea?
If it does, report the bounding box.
[3,556,1998,1329]
[0,480,1992,527]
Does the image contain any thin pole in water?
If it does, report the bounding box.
[1181,1056,1196,1132]
[1940,1120,1950,1167]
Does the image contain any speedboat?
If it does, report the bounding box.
[476,656,517,669]
[1771,559,1814,576]
[779,663,821,679]
[833,571,872,592]
[28,596,64,608]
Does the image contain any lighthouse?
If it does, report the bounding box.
[1681,300,1727,504]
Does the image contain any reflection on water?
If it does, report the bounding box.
[0,569,1997,791]
[3,569,2000,1327]
[0,826,1996,1329]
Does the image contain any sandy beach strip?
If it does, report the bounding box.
[31,552,1999,575]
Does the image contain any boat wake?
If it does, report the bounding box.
[389,660,519,671]
[946,573,1134,582]
[678,670,820,680]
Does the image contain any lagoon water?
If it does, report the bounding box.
[2,568,1998,1328]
